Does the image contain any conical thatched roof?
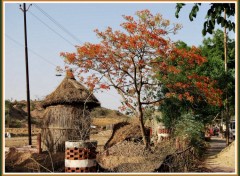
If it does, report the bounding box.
[42,76,100,108]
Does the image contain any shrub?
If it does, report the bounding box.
[91,107,109,117]
[174,113,206,156]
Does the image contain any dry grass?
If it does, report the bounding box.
[5,150,65,172]
[5,136,38,148]
[92,118,128,126]
[5,128,41,136]
[90,130,112,149]
[42,77,100,108]
[104,121,150,149]
[97,140,176,172]
[41,104,92,152]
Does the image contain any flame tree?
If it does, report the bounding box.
[61,10,222,148]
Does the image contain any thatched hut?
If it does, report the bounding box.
[41,72,100,153]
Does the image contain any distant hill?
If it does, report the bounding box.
[90,107,131,126]
[5,100,44,128]
[5,100,130,128]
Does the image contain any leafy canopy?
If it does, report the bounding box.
[175,3,235,35]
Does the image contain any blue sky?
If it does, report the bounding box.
[4,2,235,110]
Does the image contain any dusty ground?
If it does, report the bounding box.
[5,128,111,147]
[4,128,236,173]
[5,128,41,136]
[5,127,174,173]
[199,136,235,172]
[5,136,38,148]
[5,140,175,173]
[90,130,112,151]
[5,129,112,173]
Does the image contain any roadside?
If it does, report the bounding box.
[199,136,235,172]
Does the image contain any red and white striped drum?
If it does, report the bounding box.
[65,140,98,172]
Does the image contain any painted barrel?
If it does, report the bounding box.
[157,128,170,142]
[65,140,98,173]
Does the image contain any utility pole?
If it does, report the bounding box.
[223,8,230,146]
[20,3,32,145]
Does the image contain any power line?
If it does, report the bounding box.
[27,5,99,79]
[5,34,101,78]
[28,10,75,47]
[6,36,120,99]
[11,4,113,87]
[5,34,58,67]
[33,4,83,44]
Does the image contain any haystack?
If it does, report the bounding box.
[104,121,150,149]
[41,72,100,153]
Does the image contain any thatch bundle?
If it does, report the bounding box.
[41,75,100,153]
[104,121,150,149]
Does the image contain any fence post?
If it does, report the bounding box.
[175,137,180,150]
[37,133,42,154]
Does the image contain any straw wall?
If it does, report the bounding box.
[41,104,91,153]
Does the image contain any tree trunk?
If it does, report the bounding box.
[137,102,150,149]
[224,8,230,146]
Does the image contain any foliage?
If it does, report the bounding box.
[158,39,227,127]
[175,3,235,35]
[199,29,235,115]
[9,119,23,128]
[199,29,235,73]
[61,10,222,148]
[174,113,205,154]
[143,106,155,123]
[156,43,223,107]
[90,107,125,118]
[174,113,204,139]
[159,97,183,129]
[30,103,36,111]
[5,100,12,110]
[5,100,12,127]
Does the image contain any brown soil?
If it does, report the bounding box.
[199,136,235,172]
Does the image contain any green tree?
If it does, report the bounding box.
[176,3,235,145]
[175,3,235,35]
[199,30,235,115]
[160,30,235,129]
[159,39,225,128]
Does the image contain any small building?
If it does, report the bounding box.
[41,72,100,153]
[145,111,171,143]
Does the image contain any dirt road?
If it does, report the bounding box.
[201,136,235,172]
